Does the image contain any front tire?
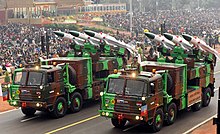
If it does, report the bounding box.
[111,118,127,128]
[202,87,211,107]
[70,92,83,113]
[152,108,164,132]
[52,97,67,118]
[21,107,36,116]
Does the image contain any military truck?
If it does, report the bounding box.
[99,32,216,132]
[99,60,214,132]
[9,55,124,118]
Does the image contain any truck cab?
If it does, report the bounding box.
[100,70,166,131]
[17,65,66,117]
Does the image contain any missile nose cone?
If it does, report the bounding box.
[182,34,192,42]
[145,32,155,39]
[53,31,64,37]
[84,30,95,37]
[163,33,173,41]
[69,31,80,37]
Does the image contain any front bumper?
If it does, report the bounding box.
[18,101,52,110]
[99,110,144,121]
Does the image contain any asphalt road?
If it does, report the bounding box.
[0,63,220,134]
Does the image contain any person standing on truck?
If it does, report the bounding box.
[131,56,140,72]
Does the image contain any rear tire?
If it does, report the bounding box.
[191,101,201,112]
[151,108,164,132]
[21,107,36,116]
[52,97,67,118]
[202,87,211,107]
[165,103,177,125]
[70,92,83,113]
[111,118,126,128]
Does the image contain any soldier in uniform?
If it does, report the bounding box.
[131,56,140,72]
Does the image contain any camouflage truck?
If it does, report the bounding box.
[7,55,124,118]
[99,59,215,132]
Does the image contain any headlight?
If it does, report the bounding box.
[102,112,105,116]
[12,101,17,105]
[36,103,40,107]
[7,84,10,88]
[40,85,43,89]
[135,116,140,120]
[100,92,104,96]
[142,97,146,101]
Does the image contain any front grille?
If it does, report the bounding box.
[20,95,33,101]
[20,94,41,101]
[115,103,140,114]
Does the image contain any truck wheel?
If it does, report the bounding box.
[70,92,83,113]
[52,97,67,118]
[111,118,126,128]
[165,103,177,125]
[191,102,201,112]
[21,107,36,116]
[202,87,211,107]
[152,108,164,132]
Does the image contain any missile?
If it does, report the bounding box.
[145,32,175,49]
[182,34,220,60]
[54,31,74,40]
[53,31,84,46]
[163,33,193,51]
[182,34,206,51]
[84,30,116,47]
[84,30,136,54]
[69,30,100,47]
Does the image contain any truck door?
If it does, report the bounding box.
[145,80,163,120]
[45,72,59,103]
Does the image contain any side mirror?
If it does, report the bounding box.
[150,83,155,94]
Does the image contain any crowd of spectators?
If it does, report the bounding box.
[0,23,72,75]
[0,9,220,75]
[102,9,220,36]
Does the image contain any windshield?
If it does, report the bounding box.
[125,79,145,96]
[14,72,23,85]
[27,72,43,86]
[20,72,27,86]
[107,78,125,94]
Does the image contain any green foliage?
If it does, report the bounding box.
[82,26,114,34]
[44,24,79,31]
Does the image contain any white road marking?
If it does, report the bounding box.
[183,114,217,134]
[123,124,140,132]
[20,116,39,123]
[214,88,219,92]
[214,70,220,75]
[0,109,18,115]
